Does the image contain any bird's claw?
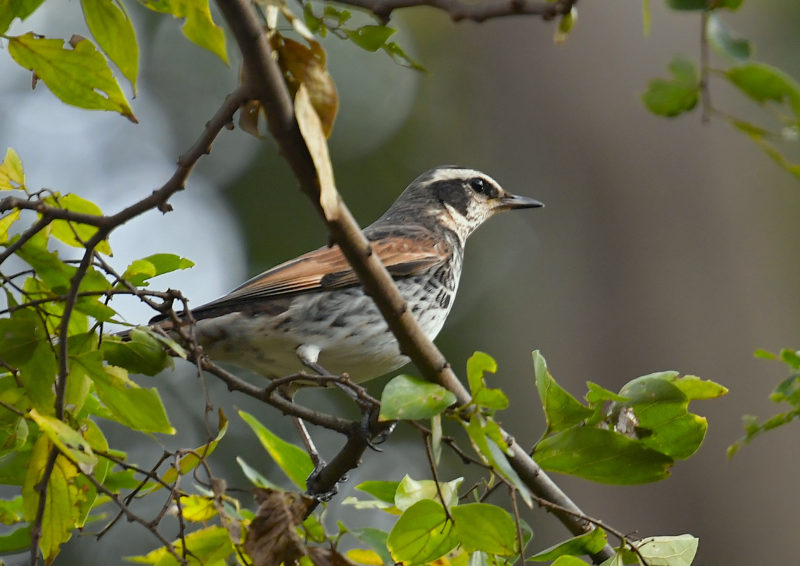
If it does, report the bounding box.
[305,460,339,502]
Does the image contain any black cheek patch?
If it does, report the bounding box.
[432,180,470,217]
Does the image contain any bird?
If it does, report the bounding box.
[152,166,543,386]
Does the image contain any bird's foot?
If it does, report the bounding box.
[357,400,396,451]
[306,462,340,502]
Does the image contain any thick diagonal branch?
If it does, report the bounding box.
[215,1,613,561]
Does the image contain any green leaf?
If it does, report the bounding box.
[66,333,103,415]
[451,503,518,556]
[779,348,800,369]
[642,56,699,117]
[585,381,629,405]
[0,446,33,485]
[351,527,393,566]
[74,418,108,527]
[731,120,800,180]
[21,435,81,562]
[394,475,461,511]
[726,62,800,120]
[431,413,442,465]
[126,525,234,565]
[43,193,111,255]
[8,33,136,121]
[120,253,195,286]
[552,556,594,566]
[139,0,228,63]
[383,41,426,72]
[0,309,42,366]
[707,14,750,61]
[0,0,45,34]
[17,232,76,292]
[379,374,457,421]
[667,0,742,9]
[754,348,778,360]
[533,351,593,433]
[345,24,395,52]
[666,373,728,400]
[533,427,673,484]
[634,534,698,566]
[239,410,314,490]
[0,495,25,524]
[528,528,608,561]
[387,499,458,565]
[355,480,400,504]
[618,372,720,459]
[18,337,57,412]
[467,351,496,395]
[29,409,97,473]
[464,415,532,507]
[467,351,509,411]
[1,309,57,412]
[102,328,171,376]
[81,0,139,93]
[0,523,32,553]
[302,513,326,542]
[102,468,140,491]
[236,456,281,489]
[771,374,800,404]
[0,147,25,189]
[89,365,175,434]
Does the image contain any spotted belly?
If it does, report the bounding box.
[196,280,454,383]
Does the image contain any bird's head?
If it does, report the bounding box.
[379,166,543,242]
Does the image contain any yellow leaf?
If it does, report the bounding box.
[346,548,384,565]
[8,33,136,121]
[22,436,83,563]
[0,209,21,243]
[0,147,25,189]
[43,193,112,256]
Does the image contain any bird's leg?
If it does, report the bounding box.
[293,345,342,501]
[281,389,323,469]
[295,345,392,450]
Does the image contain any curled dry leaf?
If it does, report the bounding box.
[272,33,338,138]
[244,488,354,566]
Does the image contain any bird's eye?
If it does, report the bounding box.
[469,178,487,194]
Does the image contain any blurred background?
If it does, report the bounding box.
[1,0,799,564]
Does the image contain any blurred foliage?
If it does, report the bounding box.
[728,348,800,457]
[641,1,800,180]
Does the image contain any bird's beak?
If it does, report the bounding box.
[497,193,544,210]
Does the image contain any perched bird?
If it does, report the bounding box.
[154,166,542,383]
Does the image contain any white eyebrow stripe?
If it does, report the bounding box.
[426,167,501,187]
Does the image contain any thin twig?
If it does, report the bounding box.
[421,429,452,521]
[199,358,357,435]
[509,487,525,564]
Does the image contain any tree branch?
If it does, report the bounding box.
[330,0,578,24]
[215,1,613,561]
